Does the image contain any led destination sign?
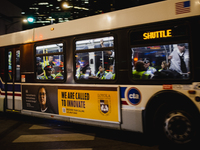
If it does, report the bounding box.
[130,24,188,46]
[143,29,172,40]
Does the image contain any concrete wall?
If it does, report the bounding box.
[0,0,22,35]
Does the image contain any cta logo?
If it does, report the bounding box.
[126,87,141,105]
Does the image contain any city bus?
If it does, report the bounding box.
[0,0,200,145]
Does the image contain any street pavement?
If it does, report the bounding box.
[0,112,198,150]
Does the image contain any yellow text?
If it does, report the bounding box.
[143,29,172,40]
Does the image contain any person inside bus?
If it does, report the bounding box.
[16,50,20,68]
[79,64,95,79]
[153,60,182,79]
[36,57,43,78]
[132,61,151,79]
[55,63,64,80]
[105,65,115,79]
[41,56,56,70]
[100,39,110,48]
[48,56,55,66]
[37,87,53,113]
[96,65,108,79]
[158,61,168,72]
[75,62,81,79]
[39,65,55,80]
[168,43,189,74]
[100,39,115,56]
[143,58,157,75]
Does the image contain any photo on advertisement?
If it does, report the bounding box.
[22,85,58,114]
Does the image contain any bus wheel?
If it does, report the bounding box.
[155,106,197,145]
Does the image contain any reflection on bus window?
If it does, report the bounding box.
[76,37,114,50]
[36,55,64,80]
[36,43,64,80]
[36,43,63,54]
[76,50,115,80]
[8,51,12,81]
[75,36,115,80]
[16,50,20,81]
[132,43,190,79]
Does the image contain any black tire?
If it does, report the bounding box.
[154,103,198,146]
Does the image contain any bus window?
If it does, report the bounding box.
[36,43,63,54]
[16,50,20,81]
[132,43,190,79]
[75,36,115,80]
[8,51,12,81]
[35,43,64,80]
[76,36,114,50]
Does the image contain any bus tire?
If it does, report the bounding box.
[154,103,198,146]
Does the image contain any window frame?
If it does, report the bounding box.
[7,49,13,82]
[128,21,193,84]
[15,48,21,82]
[34,41,66,83]
[6,47,21,83]
[74,34,117,84]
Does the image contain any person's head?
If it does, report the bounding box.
[109,65,114,73]
[143,59,150,69]
[161,61,168,70]
[99,65,104,73]
[135,61,146,71]
[38,87,47,108]
[44,65,53,76]
[177,43,186,53]
[59,63,64,74]
[48,56,54,62]
[86,67,91,75]
[36,57,41,65]
[100,39,104,45]
[76,62,80,68]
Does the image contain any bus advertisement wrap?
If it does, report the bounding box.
[22,85,119,123]
[58,87,119,122]
[22,85,59,114]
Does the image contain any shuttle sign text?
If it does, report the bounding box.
[143,29,172,40]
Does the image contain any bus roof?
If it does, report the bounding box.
[0,0,199,47]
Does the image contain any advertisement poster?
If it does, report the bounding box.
[22,85,58,114]
[22,85,119,123]
[58,87,119,123]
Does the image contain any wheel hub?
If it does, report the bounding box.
[164,111,192,144]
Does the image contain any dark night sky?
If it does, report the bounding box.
[8,0,165,10]
[8,0,34,9]
[8,0,55,10]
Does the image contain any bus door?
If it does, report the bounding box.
[6,47,21,111]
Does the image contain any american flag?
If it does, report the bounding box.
[176,1,190,15]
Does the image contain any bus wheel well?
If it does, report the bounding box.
[143,90,199,136]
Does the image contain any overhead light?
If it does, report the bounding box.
[63,3,69,8]
[27,17,34,23]
[38,2,49,5]
[23,19,28,23]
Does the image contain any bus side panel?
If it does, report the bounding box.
[191,18,200,82]
[0,48,5,111]
[0,47,5,82]
[121,108,143,132]
[21,84,121,127]
[21,43,35,83]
